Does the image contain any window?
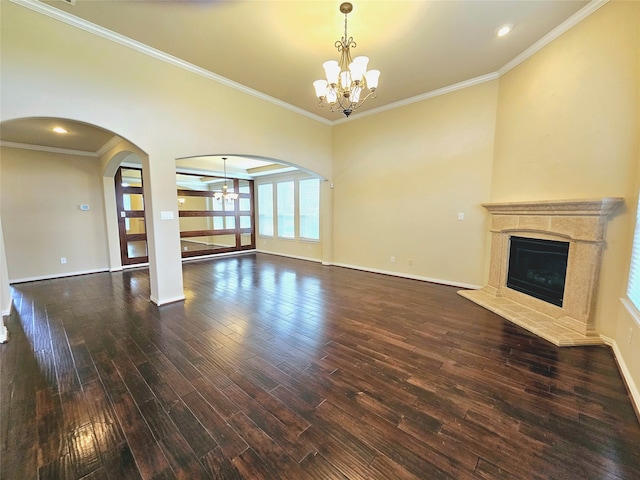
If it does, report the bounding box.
[257,176,321,242]
[299,178,320,240]
[628,194,640,309]
[277,181,295,238]
[258,184,274,236]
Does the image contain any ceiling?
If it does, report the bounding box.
[1,0,592,172]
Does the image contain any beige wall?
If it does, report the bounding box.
[492,1,640,403]
[0,1,332,303]
[332,80,498,287]
[0,147,109,281]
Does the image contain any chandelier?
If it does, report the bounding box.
[313,2,380,117]
[213,157,238,203]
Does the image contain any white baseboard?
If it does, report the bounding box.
[330,262,482,290]
[182,249,257,263]
[9,268,110,284]
[601,334,640,420]
[256,250,322,264]
[150,294,186,306]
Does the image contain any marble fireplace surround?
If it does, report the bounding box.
[459,198,623,346]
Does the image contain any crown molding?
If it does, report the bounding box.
[96,135,123,157]
[0,140,97,157]
[498,0,609,77]
[10,0,607,127]
[332,72,500,125]
[9,0,332,126]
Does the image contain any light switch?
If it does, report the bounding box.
[458,212,465,221]
[160,211,174,220]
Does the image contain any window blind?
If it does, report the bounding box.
[299,178,320,240]
[627,194,640,310]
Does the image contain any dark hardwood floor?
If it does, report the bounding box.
[1,253,639,479]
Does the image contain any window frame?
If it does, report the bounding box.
[256,174,321,243]
[627,193,640,311]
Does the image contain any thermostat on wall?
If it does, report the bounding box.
[79,204,90,211]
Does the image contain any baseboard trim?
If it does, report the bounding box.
[330,262,482,290]
[150,295,186,306]
[9,268,110,284]
[182,250,257,263]
[600,334,640,422]
[256,250,322,264]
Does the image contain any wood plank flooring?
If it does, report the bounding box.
[1,252,639,479]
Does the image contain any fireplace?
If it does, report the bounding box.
[458,198,623,346]
[507,236,569,307]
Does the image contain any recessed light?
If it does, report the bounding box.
[53,126,68,134]
[497,24,513,37]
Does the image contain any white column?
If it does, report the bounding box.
[142,153,185,305]
[0,216,11,342]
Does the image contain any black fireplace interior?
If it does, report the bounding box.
[507,236,569,307]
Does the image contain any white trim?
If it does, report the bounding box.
[0,324,8,344]
[600,334,640,421]
[622,297,640,328]
[150,294,185,306]
[330,262,482,290]
[182,249,257,263]
[256,250,322,264]
[123,263,149,270]
[333,73,499,124]
[0,140,97,157]
[498,0,609,77]
[9,268,110,284]
[1,299,13,317]
[9,0,332,126]
[96,135,124,157]
[109,267,124,272]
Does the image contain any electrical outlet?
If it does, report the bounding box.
[390,256,396,263]
[628,327,634,345]
[60,257,67,264]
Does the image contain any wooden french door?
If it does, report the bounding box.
[114,167,148,265]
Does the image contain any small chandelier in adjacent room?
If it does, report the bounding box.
[313,2,380,117]
[213,157,238,203]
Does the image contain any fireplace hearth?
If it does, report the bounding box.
[459,198,623,346]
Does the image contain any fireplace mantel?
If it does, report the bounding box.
[459,197,623,346]
[482,197,623,217]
